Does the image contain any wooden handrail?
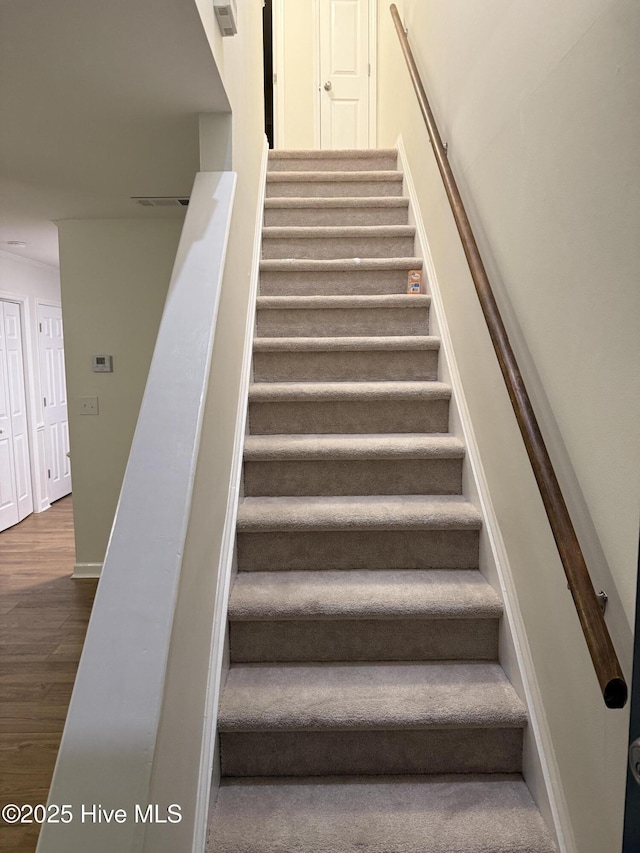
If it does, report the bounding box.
[390,3,627,709]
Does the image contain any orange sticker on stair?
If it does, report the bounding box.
[407,269,422,293]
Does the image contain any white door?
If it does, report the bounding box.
[38,304,72,503]
[0,300,33,532]
[319,0,371,149]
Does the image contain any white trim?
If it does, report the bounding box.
[190,139,269,853]
[35,425,50,512]
[272,0,286,148]
[312,0,321,149]
[368,0,377,147]
[73,562,102,579]
[35,297,63,310]
[397,135,575,853]
[0,248,58,271]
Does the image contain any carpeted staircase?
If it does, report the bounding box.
[208,150,556,852]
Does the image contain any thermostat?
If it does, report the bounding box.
[92,355,113,373]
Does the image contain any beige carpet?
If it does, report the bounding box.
[208,149,556,852]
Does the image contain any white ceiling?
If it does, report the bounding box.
[0,0,229,267]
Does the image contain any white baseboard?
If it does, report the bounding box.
[73,562,102,578]
[397,135,575,853]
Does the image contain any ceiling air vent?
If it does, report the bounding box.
[214,0,238,36]
[132,197,190,208]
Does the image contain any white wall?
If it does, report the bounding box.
[377,1,639,850]
[273,0,317,148]
[56,220,183,571]
[0,250,62,513]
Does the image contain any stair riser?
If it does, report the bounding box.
[243,457,462,497]
[256,307,429,337]
[236,529,479,571]
[220,728,522,777]
[229,618,498,663]
[253,349,439,382]
[248,398,449,435]
[260,268,416,296]
[264,205,409,227]
[268,155,398,172]
[266,179,403,198]
[262,235,415,260]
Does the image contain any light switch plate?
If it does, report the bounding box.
[77,396,99,415]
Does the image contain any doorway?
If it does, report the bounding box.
[271,0,377,150]
[263,0,274,148]
[0,300,34,532]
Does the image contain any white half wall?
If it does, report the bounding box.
[144,3,267,851]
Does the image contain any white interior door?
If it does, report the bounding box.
[0,300,33,531]
[0,303,20,531]
[319,0,371,149]
[38,304,72,503]
[3,301,33,522]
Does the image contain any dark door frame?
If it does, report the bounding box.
[262,0,274,148]
[622,529,640,850]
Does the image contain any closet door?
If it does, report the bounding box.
[38,304,71,503]
[319,0,371,149]
[3,301,33,522]
[0,300,34,532]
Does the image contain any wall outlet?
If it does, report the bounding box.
[77,396,99,415]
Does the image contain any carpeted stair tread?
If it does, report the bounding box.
[243,433,463,460]
[260,256,422,271]
[262,224,415,239]
[236,494,482,532]
[264,195,409,208]
[228,569,502,620]
[258,258,425,296]
[267,150,398,173]
[261,226,416,261]
[267,169,403,182]
[256,293,429,310]
[264,196,411,226]
[253,335,439,352]
[217,662,526,732]
[208,774,557,853]
[242,433,462,495]
[249,380,450,402]
[252,342,439,383]
[269,148,398,158]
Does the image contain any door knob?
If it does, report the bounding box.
[323,80,332,91]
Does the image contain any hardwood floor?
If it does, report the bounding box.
[0,497,97,853]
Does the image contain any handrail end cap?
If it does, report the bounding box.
[604,678,628,709]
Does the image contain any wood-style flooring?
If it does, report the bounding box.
[0,497,97,853]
